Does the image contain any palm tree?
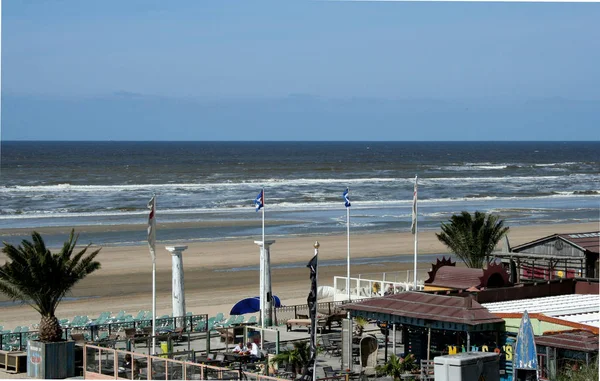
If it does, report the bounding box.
[436,211,509,268]
[0,230,101,342]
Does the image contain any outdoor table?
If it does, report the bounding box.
[225,352,252,363]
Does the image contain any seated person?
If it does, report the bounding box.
[123,354,133,368]
[248,340,261,361]
[233,341,246,353]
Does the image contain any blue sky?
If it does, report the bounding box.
[2,0,599,140]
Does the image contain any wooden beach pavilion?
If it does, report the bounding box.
[343,292,506,363]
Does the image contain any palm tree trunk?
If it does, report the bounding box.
[39,315,63,342]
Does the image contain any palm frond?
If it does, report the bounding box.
[0,230,102,339]
[436,211,509,268]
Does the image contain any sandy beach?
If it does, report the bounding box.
[0,222,597,329]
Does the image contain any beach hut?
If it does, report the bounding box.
[495,231,600,281]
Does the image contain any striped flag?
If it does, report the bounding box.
[147,195,156,261]
[343,188,351,208]
[254,189,264,211]
[411,176,418,234]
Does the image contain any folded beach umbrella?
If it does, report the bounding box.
[230,296,282,315]
[317,286,336,300]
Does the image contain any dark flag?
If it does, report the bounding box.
[300,253,318,381]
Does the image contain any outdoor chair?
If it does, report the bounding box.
[195,320,207,332]
[234,315,245,325]
[207,320,216,332]
[219,316,236,328]
[323,366,339,378]
[420,359,435,381]
[320,335,337,356]
[247,316,257,324]
[215,353,226,366]
[317,318,328,334]
[134,311,146,321]
[279,363,295,379]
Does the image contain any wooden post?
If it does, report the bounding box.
[426,327,431,361]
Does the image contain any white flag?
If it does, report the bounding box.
[410,176,418,234]
[147,195,156,261]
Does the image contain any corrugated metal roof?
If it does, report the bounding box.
[426,267,483,289]
[512,231,599,254]
[535,330,599,352]
[483,294,600,328]
[558,232,600,254]
[343,291,504,326]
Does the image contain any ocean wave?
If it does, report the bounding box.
[1,192,598,219]
[2,174,598,194]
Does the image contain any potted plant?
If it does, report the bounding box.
[0,230,101,379]
[376,354,404,380]
[402,353,418,374]
[376,353,418,381]
[271,340,311,378]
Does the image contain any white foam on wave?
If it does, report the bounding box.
[1,192,597,220]
[3,174,597,194]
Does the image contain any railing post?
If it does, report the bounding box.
[294,305,297,319]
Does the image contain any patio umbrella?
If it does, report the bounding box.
[514,310,538,379]
[230,296,282,315]
[317,286,336,300]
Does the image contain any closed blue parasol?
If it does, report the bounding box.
[514,310,538,375]
[230,296,281,315]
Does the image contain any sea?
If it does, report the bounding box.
[1,141,598,247]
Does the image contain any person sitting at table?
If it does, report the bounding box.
[124,354,133,368]
[233,341,246,353]
[123,355,141,378]
[248,340,261,362]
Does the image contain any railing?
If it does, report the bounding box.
[274,301,345,324]
[333,276,424,302]
[83,344,289,380]
[0,314,208,352]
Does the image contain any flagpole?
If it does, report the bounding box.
[262,188,265,245]
[347,206,351,301]
[312,241,319,381]
[261,188,265,328]
[413,176,418,290]
[148,195,157,356]
[152,256,156,355]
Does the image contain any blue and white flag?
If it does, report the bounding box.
[343,188,351,208]
[254,189,264,212]
[411,176,418,234]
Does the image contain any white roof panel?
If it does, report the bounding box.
[482,294,600,327]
